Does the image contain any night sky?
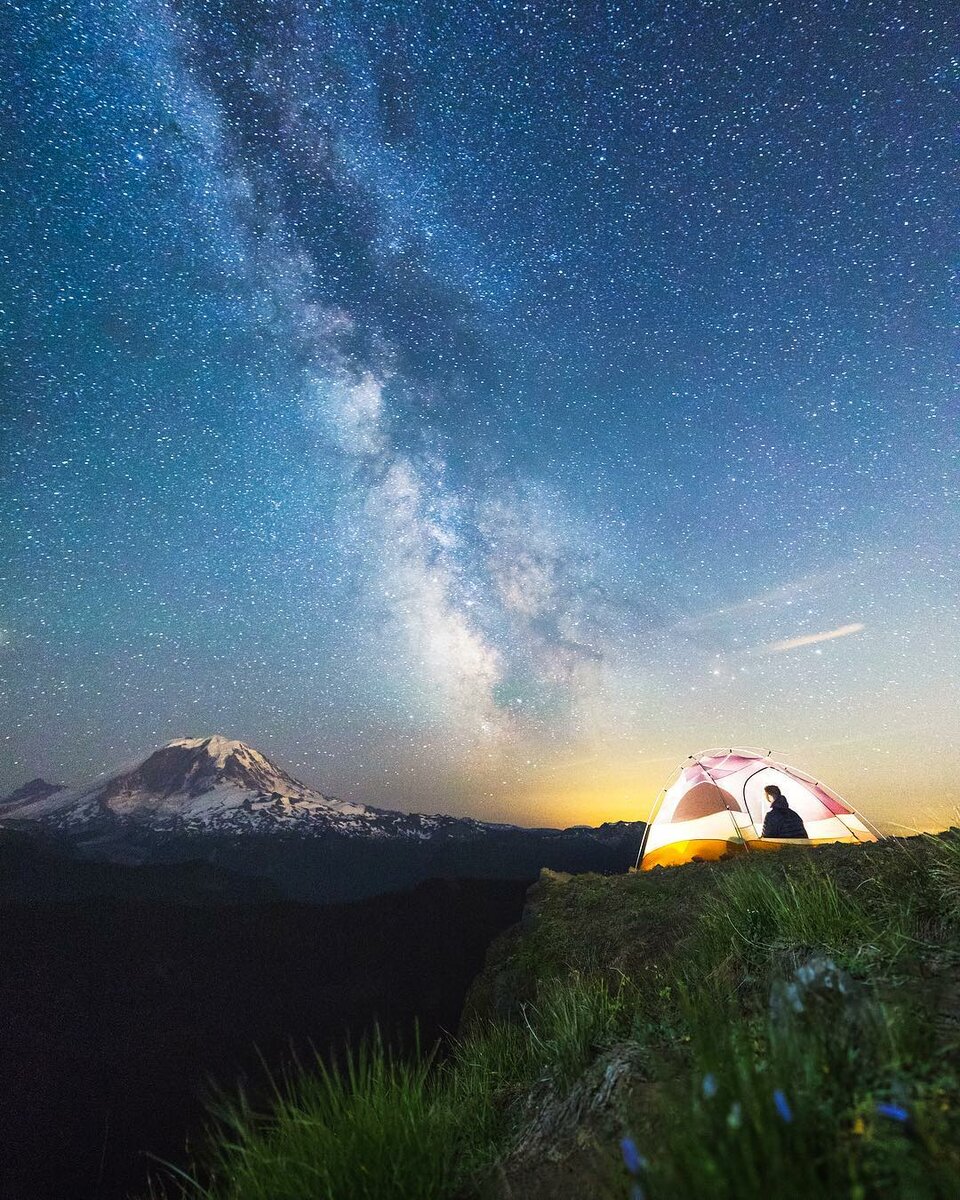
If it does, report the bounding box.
[2,0,957,829]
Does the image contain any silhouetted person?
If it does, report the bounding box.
[761,784,809,839]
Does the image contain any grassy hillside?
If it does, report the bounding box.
[153,833,960,1199]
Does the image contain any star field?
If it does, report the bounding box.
[1,0,957,828]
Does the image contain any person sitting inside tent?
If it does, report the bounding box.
[761,785,809,839]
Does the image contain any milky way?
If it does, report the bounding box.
[2,0,957,827]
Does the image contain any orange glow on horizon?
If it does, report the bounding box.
[500,754,960,836]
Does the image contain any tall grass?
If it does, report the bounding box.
[151,973,632,1200]
[156,1037,460,1200]
[521,973,631,1087]
[631,974,960,1200]
[615,840,960,1200]
[446,1018,539,1164]
[925,831,960,925]
[685,855,906,985]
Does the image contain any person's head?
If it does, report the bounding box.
[764,784,788,809]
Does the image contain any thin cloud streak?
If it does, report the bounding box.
[672,565,860,633]
[766,623,865,654]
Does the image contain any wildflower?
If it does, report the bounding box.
[702,1073,718,1100]
[773,1089,793,1123]
[852,1116,865,1136]
[782,982,804,1014]
[876,1102,909,1123]
[726,1101,742,1131]
[620,1137,648,1175]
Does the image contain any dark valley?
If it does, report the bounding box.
[0,739,643,1200]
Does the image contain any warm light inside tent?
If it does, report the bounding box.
[639,749,878,870]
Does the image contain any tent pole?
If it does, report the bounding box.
[694,753,749,857]
[811,776,884,844]
[739,764,772,845]
[635,788,664,869]
[635,756,691,869]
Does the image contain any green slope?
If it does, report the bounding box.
[155,833,960,1200]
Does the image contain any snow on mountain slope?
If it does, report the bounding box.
[0,736,461,840]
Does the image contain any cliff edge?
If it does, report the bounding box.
[459,834,960,1199]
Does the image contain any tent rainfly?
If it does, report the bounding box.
[637,748,879,871]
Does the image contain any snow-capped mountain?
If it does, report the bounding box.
[1,735,645,903]
[0,735,467,840]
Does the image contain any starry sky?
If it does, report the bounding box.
[2,0,957,830]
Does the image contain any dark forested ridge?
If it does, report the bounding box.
[0,835,533,1200]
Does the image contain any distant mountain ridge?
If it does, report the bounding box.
[1,735,458,839]
[1,735,644,903]
[1,777,65,809]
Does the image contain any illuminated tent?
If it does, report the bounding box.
[638,748,879,871]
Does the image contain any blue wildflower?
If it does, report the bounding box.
[620,1137,647,1175]
[702,1073,718,1100]
[796,962,816,986]
[876,1102,910,1123]
[773,1089,793,1123]
[783,981,804,1013]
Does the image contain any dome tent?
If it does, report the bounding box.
[637,748,879,871]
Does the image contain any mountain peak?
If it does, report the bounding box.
[165,735,260,767]
[100,736,311,807]
[0,735,384,835]
[0,777,65,811]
